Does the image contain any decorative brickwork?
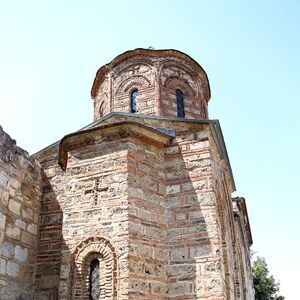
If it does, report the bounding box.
[0,48,254,299]
[92,49,210,121]
[71,236,117,300]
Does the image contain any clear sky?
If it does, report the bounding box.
[1,1,299,298]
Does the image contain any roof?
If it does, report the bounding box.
[33,112,236,192]
[58,121,173,171]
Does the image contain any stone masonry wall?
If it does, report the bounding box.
[34,113,253,299]
[164,126,225,299]
[210,137,238,299]
[35,141,130,299]
[99,115,231,299]
[0,126,42,300]
[61,142,129,300]
[127,139,167,299]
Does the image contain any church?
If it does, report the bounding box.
[0,48,254,299]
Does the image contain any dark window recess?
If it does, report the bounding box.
[89,259,100,300]
[131,89,138,113]
[176,89,185,118]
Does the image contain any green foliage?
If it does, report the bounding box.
[252,256,284,300]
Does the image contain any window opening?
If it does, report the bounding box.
[131,89,138,113]
[89,258,100,300]
[176,89,185,118]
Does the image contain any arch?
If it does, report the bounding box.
[164,76,195,98]
[159,61,200,97]
[115,75,151,94]
[91,48,211,102]
[71,236,117,300]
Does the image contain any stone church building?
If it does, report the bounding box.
[0,48,254,299]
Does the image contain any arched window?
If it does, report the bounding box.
[131,89,138,113]
[72,237,116,299]
[89,258,100,300]
[176,89,185,118]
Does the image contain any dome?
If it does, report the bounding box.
[91,48,211,121]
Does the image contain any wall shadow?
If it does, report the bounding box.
[164,132,221,299]
[35,169,67,300]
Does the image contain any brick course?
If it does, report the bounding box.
[0,48,254,299]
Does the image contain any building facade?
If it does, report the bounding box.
[0,48,253,299]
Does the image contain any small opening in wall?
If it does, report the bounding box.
[131,89,138,113]
[89,258,100,300]
[176,89,185,118]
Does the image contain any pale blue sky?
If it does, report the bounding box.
[1,1,299,298]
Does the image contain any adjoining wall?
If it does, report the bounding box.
[232,197,254,300]
[0,126,42,300]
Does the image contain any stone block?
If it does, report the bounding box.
[0,257,6,274]
[0,211,6,230]
[1,241,14,258]
[10,178,21,189]
[0,171,10,187]
[8,199,21,215]
[21,231,36,246]
[166,185,180,194]
[6,261,19,277]
[27,223,38,235]
[6,224,21,240]
[171,248,189,261]
[15,219,26,230]
[15,245,28,262]
[1,190,9,205]
[22,207,33,221]
[191,245,210,258]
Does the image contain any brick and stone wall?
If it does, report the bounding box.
[127,138,167,299]
[232,198,254,300]
[4,48,253,300]
[92,49,210,121]
[164,126,225,299]
[34,113,244,299]
[0,126,42,300]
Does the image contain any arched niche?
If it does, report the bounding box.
[70,236,117,300]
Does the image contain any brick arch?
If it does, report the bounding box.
[159,61,201,97]
[116,75,151,94]
[71,236,117,300]
[164,76,196,98]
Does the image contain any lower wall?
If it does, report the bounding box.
[0,126,42,300]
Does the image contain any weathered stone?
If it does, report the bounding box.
[0,171,10,188]
[6,261,19,277]
[15,219,26,230]
[0,257,6,275]
[1,191,9,206]
[6,224,21,240]
[0,211,6,230]
[21,207,34,221]
[8,199,21,215]
[1,242,14,258]
[27,223,37,235]
[21,231,36,246]
[15,245,28,262]
[0,125,41,299]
